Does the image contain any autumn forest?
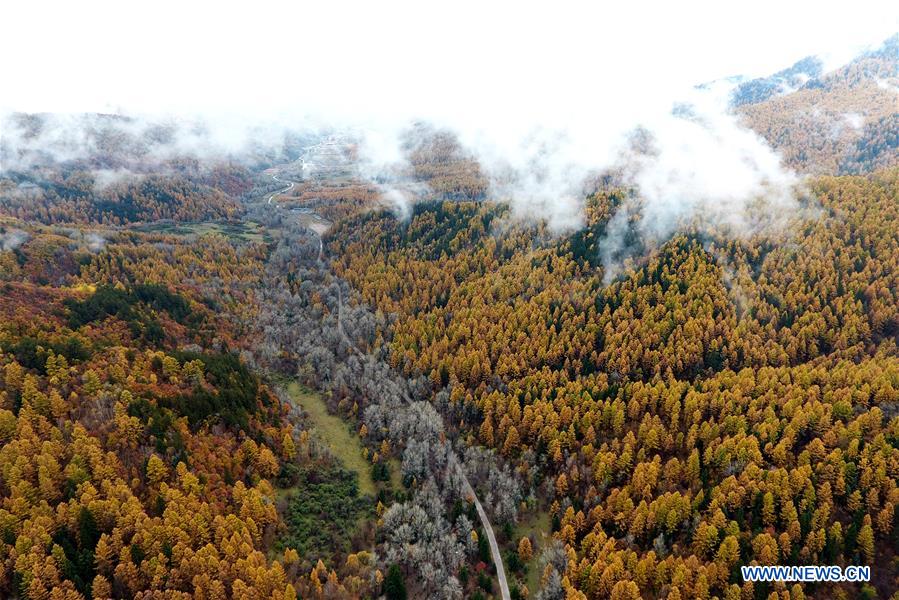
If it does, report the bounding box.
[0,29,897,600]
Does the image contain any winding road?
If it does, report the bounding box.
[453,456,511,600]
[263,153,510,600]
[266,173,294,205]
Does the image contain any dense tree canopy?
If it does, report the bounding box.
[329,168,899,598]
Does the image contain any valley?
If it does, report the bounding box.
[0,22,897,600]
[261,144,515,599]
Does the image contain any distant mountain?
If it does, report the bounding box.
[736,34,898,175]
[0,112,325,225]
[731,55,824,107]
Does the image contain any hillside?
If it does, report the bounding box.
[0,112,284,225]
[329,167,899,598]
[737,35,899,175]
[1,18,898,600]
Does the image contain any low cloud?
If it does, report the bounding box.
[0,228,29,251]
[842,113,865,130]
[0,112,305,173]
[3,34,835,281]
[2,81,805,281]
[90,168,143,192]
[85,232,107,252]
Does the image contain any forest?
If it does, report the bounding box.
[737,34,898,176]
[0,33,897,600]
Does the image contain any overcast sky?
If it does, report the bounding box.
[2,0,895,245]
[2,0,896,121]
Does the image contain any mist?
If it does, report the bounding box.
[2,1,895,271]
[0,228,29,251]
[0,71,844,279]
[0,112,309,172]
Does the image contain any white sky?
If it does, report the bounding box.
[1,0,895,240]
[1,0,896,120]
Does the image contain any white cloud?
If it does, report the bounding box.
[1,0,894,267]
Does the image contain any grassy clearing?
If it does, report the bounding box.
[513,509,552,593]
[388,457,403,490]
[285,381,377,496]
[135,220,267,242]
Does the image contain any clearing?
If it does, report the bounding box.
[134,220,267,242]
[285,381,377,496]
[513,509,552,593]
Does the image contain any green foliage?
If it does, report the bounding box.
[478,531,491,564]
[169,351,262,428]
[860,584,879,600]
[132,283,194,323]
[1,334,91,373]
[371,462,391,482]
[277,466,371,563]
[477,570,493,592]
[506,549,523,572]
[383,564,407,600]
[338,201,504,261]
[49,507,99,596]
[127,397,185,458]
[130,543,146,566]
[65,286,136,328]
[64,284,200,343]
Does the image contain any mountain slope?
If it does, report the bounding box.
[737,35,898,175]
